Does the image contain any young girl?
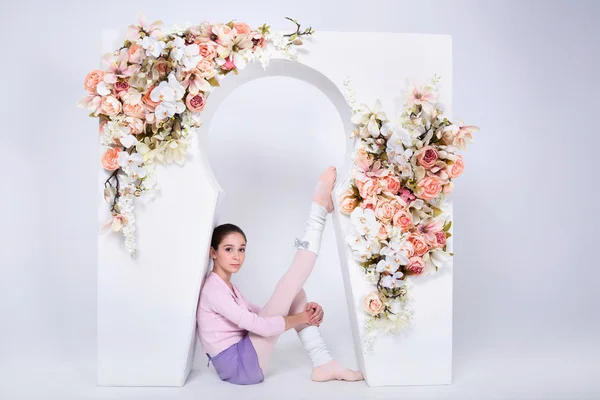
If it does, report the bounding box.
[196,166,364,385]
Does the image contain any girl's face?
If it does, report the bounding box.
[210,232,246,275]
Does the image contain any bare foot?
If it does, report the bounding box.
[312,166,337,213]
[311,359,364,382]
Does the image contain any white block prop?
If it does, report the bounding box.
[97,29,452,387]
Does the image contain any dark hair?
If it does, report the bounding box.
[211,223,247,250]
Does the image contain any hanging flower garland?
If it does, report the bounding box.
[78,14,314,257]
[340,76,479,353]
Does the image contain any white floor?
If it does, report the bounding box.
[2,342,599,400]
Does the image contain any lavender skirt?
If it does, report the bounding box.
[206,334,264,385]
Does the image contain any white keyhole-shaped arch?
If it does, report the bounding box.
[97,30,453,387]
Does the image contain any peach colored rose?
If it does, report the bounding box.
[196,59,216,79]
[380,175,401,194]
[125,117,144,135]
[102,147,121,170]
[416,146,438,169]
[447,155,464,179]
[339,189,359,215]
[234,22,251,35]
[101,96,122,116]
[356,178,381,199]
[186,92,207,112]
[443,182,454,195]
[375,200,395,225]
[406,256,425,275]
[142,86,160,110]
[197,42,218,60]
[393,210,413,232]
[123,102,145,119]
[408,233,429,257]
[415,175,442,201]
[84,70,104,93]
[363,292,385,316]
[153,59,169,79]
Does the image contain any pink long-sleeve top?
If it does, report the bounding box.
[197,271,285,357]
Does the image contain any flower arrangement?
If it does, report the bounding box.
[78,14,314,256]
[340,76,479,352]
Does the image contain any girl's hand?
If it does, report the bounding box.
[306,302,324,326]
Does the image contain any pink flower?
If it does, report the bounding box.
[186,92,207,112]
[100,96,122,116]
[407,233,429,257]
[355,148,374,171]
[142,86,160,110]
[415,175,442,201]
[442,122,479,150]
[126,13,163,41]
[339,189,359,215]
[125,117,144,135]
[248,31,266,48]
[377,223,391,240]
[375,199,395,225]
[221,56,236,71]
[102,48,139,84]
[84,70,104,93]
[392,210,413,232]
[406,256,425,275]
[443,182,454,195]
[102,147,121,170]
[123,102,145,119]
[196,59,217,79]
[405,84,439,114]
[112,81,130,98]
[416,146,438,169]
[359,195,377,211]
[102,213,128,233]
[447,155,465,179]
[99,118,108,135]
[398,188,416,204]
[433,231,447,248]
[417,218,445,245]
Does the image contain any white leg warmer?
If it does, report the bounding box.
[297,325,334,368]
[294,202,328,256]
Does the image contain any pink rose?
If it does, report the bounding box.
[339,189,359,215]
[221,56,236,71]
[375,199,395,225]
[433,231,447,248]
[406,256,425,275]
[380,175,401,194]
[198,42,218,60]
[128,44,145,64]
[415,176,442,201]
[359,196,377,211]
[363,292,385,316]
[196,59,217,79]
[234,22,251,35]
[248,31,266,48]
[112,81,130,97]
[101,147,121,170]
[393,210,413,232]
[122,102,145,119]
[447,155,465,179]
[356,178,381,199]
[186,92,206,112]
[101,96,122,116]
[84,70,104,93]
[408,233,429,257]
[416,146,438,169]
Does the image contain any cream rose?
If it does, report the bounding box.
[339,189,359,215]
[84,70,104,93]
[415,175,442,201]
[101,96,122,116]
[123,102,145,119]
[363,291,385,316]
[196,59,217,79]
[375,199,395,224]
[356,178,380,199]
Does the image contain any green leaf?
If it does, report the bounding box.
[449,252,454,256]
[443,221,452,232]
[432,206,443,217]
[445,232,452,238]
[290,33,298,41]
[207,77,220,87]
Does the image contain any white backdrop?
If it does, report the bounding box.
[2,0,600,399]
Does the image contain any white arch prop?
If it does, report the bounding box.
[97,29,452,387]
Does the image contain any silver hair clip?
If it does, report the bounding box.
[294,238,309,250]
